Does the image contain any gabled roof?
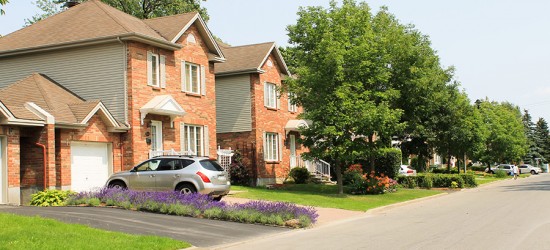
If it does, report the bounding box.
[0,73,125,131]
[0,0,224,61]
[215,42,290,76]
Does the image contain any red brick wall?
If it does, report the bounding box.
[0,126,21,188]
[125,23,217,169]
[57,114,122,187]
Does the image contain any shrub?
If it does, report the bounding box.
[470,166,487,172]
[289,167,310,184]
[395,174,477,188]
[346,171,398,195]
[343,164,364,186]
[30,189,74,207]
[494,170,508,178]
[229,163,252,186]
[374,148,402,179]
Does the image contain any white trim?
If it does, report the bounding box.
[160,55,166,88]
[170,13,225,61]
[264,82,277,109]
[182,62,201,94]
[140,95,186,126]
[0,102,45,126]
[203,125,209,156]
[147,51,153,86]
[200,65,206,96]
[80,102,120,128]
[257,43,291,76]
[24,102,55,124]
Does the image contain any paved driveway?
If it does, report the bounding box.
[0,206,288,248]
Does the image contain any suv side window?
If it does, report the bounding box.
[174,159,194,170]
[135,159,161,171]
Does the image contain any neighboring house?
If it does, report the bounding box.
[215,42,314,185]
[0,0,224,204]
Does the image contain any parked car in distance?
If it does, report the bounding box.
[399,165,417,176]
[485,164,514,175]
[105,155,230,201]
[518,164,542,175]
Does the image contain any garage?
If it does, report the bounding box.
[70,142,111,192]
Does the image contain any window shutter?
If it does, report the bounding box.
[181,60,187,92]
[147,51,153,86]
[276,90,280,109]
[203,125,209,156]
[264,82,268,107]
[278,133,282,161]
[263,132,267,160]
[180,122,186,153]
[200,65,206,96]
[160,55,166,88]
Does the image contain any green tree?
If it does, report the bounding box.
[535,118,550,163]
[522,110,545,164]
[26,0,208,25]
[475,100,528,166]
[0,0,8,15]
[285,0,405,194]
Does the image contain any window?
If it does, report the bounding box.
[264,132,279,161]
[182,125,203,156]
[182,62,201,94]
[147,52,165,88]
[264,82,277,108]
[135,159,161,171]
[288,92,297,112]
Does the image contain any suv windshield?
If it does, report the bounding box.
[200,160,224,171]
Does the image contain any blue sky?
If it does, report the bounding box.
[1,0,549,123]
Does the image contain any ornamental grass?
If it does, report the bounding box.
[67,188,318,228]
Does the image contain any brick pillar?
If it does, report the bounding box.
[38,124,56,189]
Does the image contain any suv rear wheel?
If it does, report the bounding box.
[176,183,196,194]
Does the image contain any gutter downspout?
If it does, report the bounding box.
[34,142,47,190]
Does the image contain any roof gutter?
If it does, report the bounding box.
[215,68,266,77]
[0,33,181,58]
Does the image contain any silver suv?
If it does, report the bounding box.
[518,164,542,175]
[105,156,230,200]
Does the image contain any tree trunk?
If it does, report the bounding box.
[368,134,376,173]
[335,163,344,195]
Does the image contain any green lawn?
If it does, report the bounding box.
[0,213,191,250]
[230,184,443,211]
[475,173,530,185]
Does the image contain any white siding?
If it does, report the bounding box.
[215,75,252,133]
[0,43,127,121]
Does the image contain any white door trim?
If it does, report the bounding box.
[289,134,296,168]
[151,120,163,151]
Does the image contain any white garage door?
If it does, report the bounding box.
[71,142,110,192]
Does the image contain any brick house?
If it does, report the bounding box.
[215,42,318,185]
[0,0,224,204]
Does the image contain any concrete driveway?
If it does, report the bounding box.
[0,206,288,248]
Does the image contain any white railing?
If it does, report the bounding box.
[149,149,195,158]
[292,155,331,178]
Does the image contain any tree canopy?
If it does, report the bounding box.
[0,0,8,15]
[25,0,208,25]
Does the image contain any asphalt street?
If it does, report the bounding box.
[217,174,550,250]
[0,205,288,248]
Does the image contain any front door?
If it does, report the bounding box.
[151,120,163,152]
[290,134,297,167]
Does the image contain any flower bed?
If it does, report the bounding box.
[67,188,318,228]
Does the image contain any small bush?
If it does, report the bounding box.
[346,171,398,195]
[343,164,364,186]
[494,170,508,178]
[289,167,310,184]
[229,163,252,186]
[30,189,74,207]
[470,166,487,172]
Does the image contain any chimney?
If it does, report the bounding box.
[65,1,79,8]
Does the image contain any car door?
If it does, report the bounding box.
[154,159,183,191]
[127,159,160,190]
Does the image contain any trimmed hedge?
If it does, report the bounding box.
[374,148,402,179]
[396,174,477,189]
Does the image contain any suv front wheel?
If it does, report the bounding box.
[176,183,196,194]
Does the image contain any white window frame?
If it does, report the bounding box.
[264,132,279,161]
[147,52,165,88]
[182,62,202,94]
[181,124,206,156]
[288,92,297,112]
[264,82,278,109]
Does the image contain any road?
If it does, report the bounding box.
[0,206,288,248]
[218,174,550,250]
